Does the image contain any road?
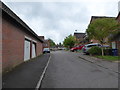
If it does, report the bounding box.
[41,50,118,88]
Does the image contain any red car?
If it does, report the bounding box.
[70,45,84,52]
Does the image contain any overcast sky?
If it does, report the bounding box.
[3,0,119,44]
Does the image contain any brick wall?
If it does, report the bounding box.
[116,41,120,56]
[43,40,50,48]
[2,16,43,72]
[116,13,120,56]
[36,41,43,56]
[2,17,24,72]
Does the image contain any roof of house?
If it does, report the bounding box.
[39,36,45,40]
[90,16,115,24]
[1,1,43,43]
[74,33,85,39]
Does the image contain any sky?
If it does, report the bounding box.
[2,0,120,44]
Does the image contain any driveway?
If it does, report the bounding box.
[41,51,118,88]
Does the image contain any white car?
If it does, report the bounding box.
[82,43,101,54]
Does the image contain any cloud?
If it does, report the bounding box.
[4,1,119,44]
[3,0,119,3]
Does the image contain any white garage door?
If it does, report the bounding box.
[32,43,36,58]
[24,40,30,61]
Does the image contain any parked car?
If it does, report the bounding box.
[82,43,101,54]
[70,45,84,52]
[43,48,50,54]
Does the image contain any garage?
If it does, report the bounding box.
[2,2,44,72]
[24,39,31,61]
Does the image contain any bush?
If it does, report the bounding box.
[88,46,102,55]
[103,49,110,55]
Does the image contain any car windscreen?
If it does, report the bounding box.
[43,48,50,51]
[87,45,97,47]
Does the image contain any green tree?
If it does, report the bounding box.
[63,34,76,49]
[48,38,56,47]
[86,18,119,56]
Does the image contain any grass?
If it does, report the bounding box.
[96,56,120,61]
[77,50,83,53]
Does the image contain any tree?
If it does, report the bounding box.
[63,34,76,49]
[86,18,119,56]
[48,38,56,47]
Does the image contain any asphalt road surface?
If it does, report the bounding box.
[41,51,118,88]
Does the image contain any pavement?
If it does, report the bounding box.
[78,52,119,74]
[41,51,118,88]
[2,53,50,88]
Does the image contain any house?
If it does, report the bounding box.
[87,16,115,44]
[86,15,120,56]
[110,12,120,56]
[82,34,89,44]
[43,40,50,48]
[39,36,50,49]
[74,32,85,45]
[1,2,43,73]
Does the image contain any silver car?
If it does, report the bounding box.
[82,43,101,54]
[43,48,50,54]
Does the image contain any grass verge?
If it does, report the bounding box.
[96,56,120,61]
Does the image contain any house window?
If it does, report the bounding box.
[112,42,116,49]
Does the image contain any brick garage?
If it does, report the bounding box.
[1,2,43,72]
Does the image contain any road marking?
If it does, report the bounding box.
[35,55,51,90]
